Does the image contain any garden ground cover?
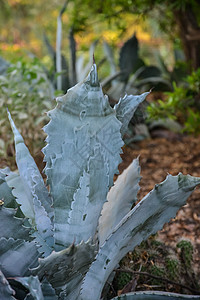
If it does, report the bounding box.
[120,134,200,276]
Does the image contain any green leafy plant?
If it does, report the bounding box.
[0,64,200,300]
[0,57,54,158]
[165,257,180,280]
[177,240,193,269]
[116,272,132,290]
[113,238,199,296]
[147,68,200,134]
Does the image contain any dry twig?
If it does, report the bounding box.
[115,268,200,295]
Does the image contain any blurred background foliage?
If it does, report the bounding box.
[0,0,192,65]
[0,57,54,160]
[0,0,200,165]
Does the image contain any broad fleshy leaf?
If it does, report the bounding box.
[119,34,139,82]
[114,92,149,136]
[99,158,141,246]
[0,206,30,240]
[6,170,35,220]
[63,153,109,245]
[0,269,16,299]
[0,238,39,277]
[43,64,123,248]
[41,278,58,300]
[111,291,200,299]
[14,276,44,300]
[7,110,53,219]
[32,240,96,298]
[80,174,200,300]
[23,278,58,300]
[7,111,54,256]
[6,170,53,256]
[0,168,16,208]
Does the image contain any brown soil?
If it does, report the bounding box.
[119,134,200,274]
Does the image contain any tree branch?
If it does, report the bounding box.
[115,268,200,295]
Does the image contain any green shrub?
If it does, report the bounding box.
[0,57,54,159]
[147,68,200,134]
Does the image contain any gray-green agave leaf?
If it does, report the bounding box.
[0,269,16,300]
[32,240,96,299]
[40,278,58,300]
[0,168,16,208]
[14,276,44,300]
[64,162,109,245]
[99,157,141,246]
[0,238,39,277]
[111,291,200,299]
[7,112,54,256]
[12,277,57,300]
[0,206,30,240]
[80,173,200,300]
[43,64,123,248]
[114,92,149,136]
[5,170,34,220]
[7,111,53,220]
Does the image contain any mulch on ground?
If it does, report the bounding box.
[119,134,200,275]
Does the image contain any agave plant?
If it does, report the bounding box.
[0,64,200,300]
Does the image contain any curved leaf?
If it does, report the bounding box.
[111,291,200,299]
[136,65,162,80]
[7,111,53,220]
[134,77,172,90]
[99,158,141,246]
[41,278,58,300]
[119,34,139,82]
[64,157,109,245]
[56,1,68,91]
[0,238,39,277]
[14,276,44,300]
[32,240,96,299]
[0,168,16,208]
[6,170,54,256]
[31,202,54,257]
[23,278,58,300]
[7,111,54,256]
[6,170,35,220]
[114,92,149,136]
[0,269,16,299]
[0,206,30,240]
[80,174,200,300]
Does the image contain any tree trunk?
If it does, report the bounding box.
[175,4,200,71]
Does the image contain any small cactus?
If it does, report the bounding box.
[166,257,180,280]
[177,240,193,269]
